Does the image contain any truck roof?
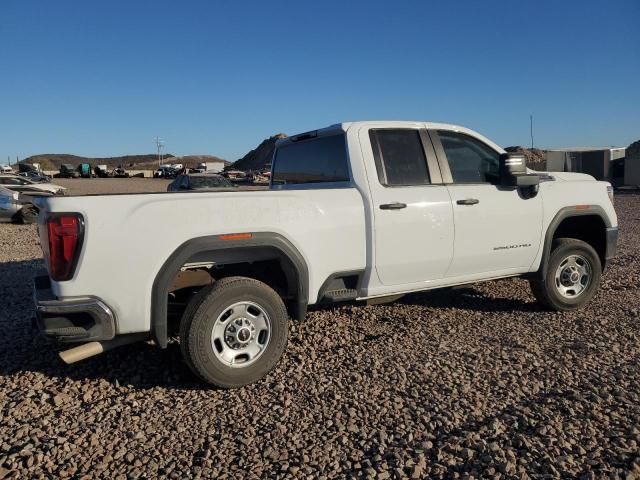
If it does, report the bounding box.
[276,120,505,153]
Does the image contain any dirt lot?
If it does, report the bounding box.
[0,185,639,478]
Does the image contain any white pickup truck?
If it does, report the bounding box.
[33,121,618,387]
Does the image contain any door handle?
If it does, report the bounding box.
[456,198,479,205]
[379,202,407,210]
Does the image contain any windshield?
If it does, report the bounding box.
[189,176,233,189]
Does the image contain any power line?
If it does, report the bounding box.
[155,137,165,167]
[530,114,534,150]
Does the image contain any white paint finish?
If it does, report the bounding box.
[356,125,454,285]
[529,177,617,271]
[44,188,365,333]
[38,121,618,337]
[445,184,543,277]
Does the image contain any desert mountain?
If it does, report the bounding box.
[234,133,287,171]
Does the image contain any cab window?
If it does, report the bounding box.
[438,130,500,184]
[272,134,349,185]
[369,129,430,186]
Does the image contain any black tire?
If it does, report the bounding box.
[529,238,601,311]
[14,204,38,224]
[179,276,288,388]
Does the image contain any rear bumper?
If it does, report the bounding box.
[33,275,116,342]
[605,227,618,262]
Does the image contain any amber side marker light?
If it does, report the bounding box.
[575,205,590,211]
[218,233,252,241]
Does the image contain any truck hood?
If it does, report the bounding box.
[541,171,596,182]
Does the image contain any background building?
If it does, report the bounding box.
[545,147,626,185]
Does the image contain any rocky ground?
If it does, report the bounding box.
[0,191,639,479]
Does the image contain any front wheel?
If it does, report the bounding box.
[529,238,602,311]
[179,276,289,388]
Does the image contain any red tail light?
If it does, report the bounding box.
[47,214,83,281]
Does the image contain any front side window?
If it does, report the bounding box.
[272,134,349,185]
[369,129,430,186]
[438,130,499,184]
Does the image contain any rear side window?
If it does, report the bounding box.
[438,130,500,183]
[369,129,430,186]
[272,134,349,185]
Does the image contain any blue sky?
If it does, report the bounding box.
[1,0,638,163]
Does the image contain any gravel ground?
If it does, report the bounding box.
[1,192,639,479]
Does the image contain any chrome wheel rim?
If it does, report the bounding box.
[554,254,592,299]
[211,301,271,368]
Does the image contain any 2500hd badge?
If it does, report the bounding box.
[493,243,532,251]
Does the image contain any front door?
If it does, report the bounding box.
[430,129,543,278]
[359,127,454,287]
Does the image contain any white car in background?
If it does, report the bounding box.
[0,174,66,196]
[0,185,39,223]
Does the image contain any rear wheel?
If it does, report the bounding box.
[529,238,601,311]
[179,276,288,388]
[14,204,38,224]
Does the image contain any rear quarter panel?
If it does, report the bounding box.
[41,189,366,334]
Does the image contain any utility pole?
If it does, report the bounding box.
[530,114,534,150]
[155,137,165,167]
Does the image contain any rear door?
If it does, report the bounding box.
[429,129,543,277]
[359,127,454,286]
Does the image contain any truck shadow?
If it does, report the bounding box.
[2,259,539,389]
[0,259,207,390]
[398,285,544,313]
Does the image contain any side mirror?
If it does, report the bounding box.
[499,153,527,186]
[499,152,540,197]
[515,174,540,188]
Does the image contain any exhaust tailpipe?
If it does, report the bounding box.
[59,333,148,364]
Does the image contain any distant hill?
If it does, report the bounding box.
[234,133,287,171]
[20,153,229,171]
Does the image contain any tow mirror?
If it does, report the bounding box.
[499,152,540,197]
[499,153,526,184]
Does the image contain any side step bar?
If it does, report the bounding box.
[323,288,358,302]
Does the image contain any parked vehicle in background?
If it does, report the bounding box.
[193,162,225,173]
[1,166,14,174]
[0,186,21,221]
[0,174,65,195]
[154,166,178,178]
[77,163,93,178]
[112,166,129,178]
[251,172,270,185]
[0,185,41,223]
[57,164,80,178]
[32,120,618,388]
[167,173,237,192]
[18,163,43,174]
[223,169,248,183]
[94,165,110,178]
[18,171,51,183]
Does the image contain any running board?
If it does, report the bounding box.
[323,288,358,302]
